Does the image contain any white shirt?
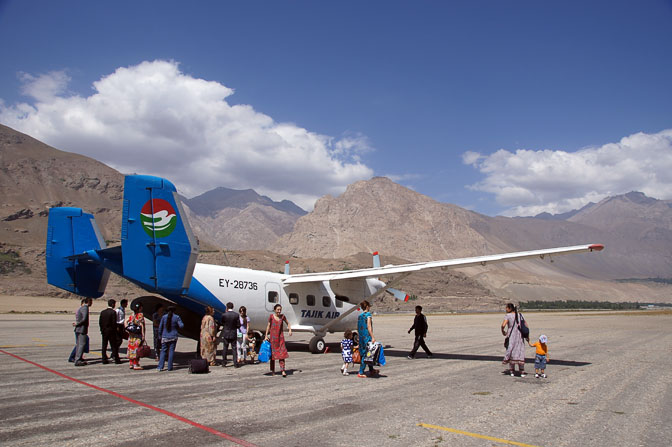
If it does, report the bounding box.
[115,307,126,324]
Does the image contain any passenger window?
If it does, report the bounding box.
[306,295,315,306]
[268,291,278,303]
[322,296,331,307]
[289,293,299,305]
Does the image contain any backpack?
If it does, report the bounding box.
[517,313,530,339]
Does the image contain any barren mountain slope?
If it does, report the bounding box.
[272,177,504,260]
[0,124,125,247]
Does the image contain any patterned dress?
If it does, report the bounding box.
[268,314,289,360]
[341,339,353,363]
[127,312,145,367]
[502,312,526,367]
[200,314,217,365]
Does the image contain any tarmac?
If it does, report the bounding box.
[1,309,671,447]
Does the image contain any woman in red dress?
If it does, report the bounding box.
[126,303,145,370]
[264,304,292,377]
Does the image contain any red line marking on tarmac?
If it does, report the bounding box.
[0,350,258,447]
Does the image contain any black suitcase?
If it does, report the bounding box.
[189,358,209,374]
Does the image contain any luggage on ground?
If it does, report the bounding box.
[189,358,209,374]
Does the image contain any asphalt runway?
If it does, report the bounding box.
[1,311,670,447]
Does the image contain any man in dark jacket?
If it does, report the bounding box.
[407,305,433,359]
[99,298,121,364]
[219,302,240,367]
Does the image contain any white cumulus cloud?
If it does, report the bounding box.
[0,60,374,210]
[463,129,672,216]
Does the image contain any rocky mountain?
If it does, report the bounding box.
[272,176,672,292]
[3,123,671,308]
[272,177,501,260]
[0,124,125,247]
[0,124,304,295]
[182,187,305,250]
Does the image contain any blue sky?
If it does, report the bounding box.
[1,1,671,215]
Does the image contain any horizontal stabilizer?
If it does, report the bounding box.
[387,288,410,302]
[46,207,109,297]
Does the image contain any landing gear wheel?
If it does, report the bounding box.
[352,331,359,346]
[309,336,326,354]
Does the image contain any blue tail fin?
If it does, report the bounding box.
[46,207,110,297]
[121,175,198,295]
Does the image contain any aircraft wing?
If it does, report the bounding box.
[283,244,604,284]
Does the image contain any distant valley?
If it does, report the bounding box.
[2,123,671,310]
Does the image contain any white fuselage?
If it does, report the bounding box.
[192,263,360,335]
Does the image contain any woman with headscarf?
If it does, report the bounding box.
[200,306,217,367]
[157,306,184,371]
[126,302,145,370]
[357,300,379,378]
[502,302,528,377]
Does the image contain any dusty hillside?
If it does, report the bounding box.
[3,124,671,309]
[272,177,504,260]
[0,124,125,247]
[184,202,302,251]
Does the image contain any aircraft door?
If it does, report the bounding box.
[265,282,281,312]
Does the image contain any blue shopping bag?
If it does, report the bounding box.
[378,345,386,366]
[258,340,271,363]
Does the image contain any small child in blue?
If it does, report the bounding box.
[340,329,354,376]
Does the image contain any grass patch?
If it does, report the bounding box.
[519,300,672,310]
[0,249,32,274]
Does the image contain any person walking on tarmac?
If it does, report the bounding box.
[407,305,433,359]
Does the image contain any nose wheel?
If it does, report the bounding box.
[309,336,326,354]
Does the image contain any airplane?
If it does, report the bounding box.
[45,174,604,353]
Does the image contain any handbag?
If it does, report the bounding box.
[364,341,382,366]
[378,345,386,366]
[126,322,142,335]
[352,346,361,364]
[504,336,509,349]
[258,340,271,363]
[137,342,151,358]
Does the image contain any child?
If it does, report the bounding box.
[340,330,354,376]
[529,334,550,378]
[246,332,257,364]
